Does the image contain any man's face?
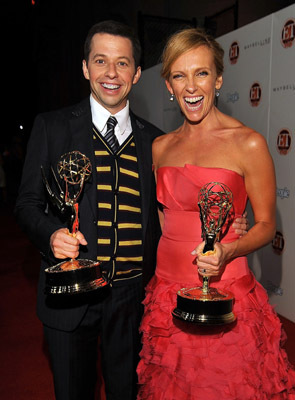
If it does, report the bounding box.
[82,33,141,114]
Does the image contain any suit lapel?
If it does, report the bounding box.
[131,114,153,234]
[69,99,97,220]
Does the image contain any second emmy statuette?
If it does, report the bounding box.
[41,151,108,295]
[172,182,236,325]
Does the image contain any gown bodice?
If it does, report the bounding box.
[157,164,247,214]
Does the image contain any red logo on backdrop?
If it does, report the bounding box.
[249,82,262,107]
[272,231,285,255]
[281,19,295,48]
[276,128,292,155]
[229,41,239,64]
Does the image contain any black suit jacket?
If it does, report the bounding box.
[15,98,163,331]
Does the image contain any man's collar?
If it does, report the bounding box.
[90,95,130,135]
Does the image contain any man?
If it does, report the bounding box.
[15,20,247,400]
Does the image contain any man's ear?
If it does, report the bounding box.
[132,66,142,85]
[82,60,89,80]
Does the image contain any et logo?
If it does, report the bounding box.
[281,19,295,48]
[277,129,292,155]
[229,41,239,64]
[249,82,262,107]
[272,231,285,255]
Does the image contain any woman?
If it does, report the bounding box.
[137,28,295,399]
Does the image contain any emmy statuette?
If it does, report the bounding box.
[41,151,108,295]
[172,182,236,325]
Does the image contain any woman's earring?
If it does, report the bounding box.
[169,93,175,102]
[215,89,220,97]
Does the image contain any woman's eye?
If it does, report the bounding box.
[172,74,183,79]
[198,71,208,76]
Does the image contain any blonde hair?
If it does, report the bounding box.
[161,28,224,80]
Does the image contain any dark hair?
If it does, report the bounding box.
[84,20,141,68]
[161,28,224,80]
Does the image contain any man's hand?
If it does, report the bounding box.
[232,211,250,236]
[50,228,87,259]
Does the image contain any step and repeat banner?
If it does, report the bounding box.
[217,5,295,322]
[129,4,295,321]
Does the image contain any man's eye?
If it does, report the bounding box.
[96,59,104,64]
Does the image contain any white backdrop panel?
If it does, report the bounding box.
[218,15,272,140]
[265,5,295,321]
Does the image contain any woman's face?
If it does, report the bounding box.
[166,45,222,124]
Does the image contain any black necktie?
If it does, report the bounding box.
[105,116,119,153]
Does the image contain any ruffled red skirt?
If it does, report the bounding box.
[137,273,295,400]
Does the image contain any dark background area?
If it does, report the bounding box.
[1,0,294,202]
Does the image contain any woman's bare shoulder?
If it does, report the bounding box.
[152,129,180,165]
[153,129,180,148]
[235,125,267,148]
[222,113,267,147]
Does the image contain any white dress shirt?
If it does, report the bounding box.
[90,95,133,145]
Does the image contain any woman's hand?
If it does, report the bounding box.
[192,241,232,278]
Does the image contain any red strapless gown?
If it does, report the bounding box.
[137,165,295,400]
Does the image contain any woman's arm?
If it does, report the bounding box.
[195,131,276,277]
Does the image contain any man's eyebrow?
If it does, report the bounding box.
[91,53,131,62]
[91,53,106,59]
[117,56,132,62]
